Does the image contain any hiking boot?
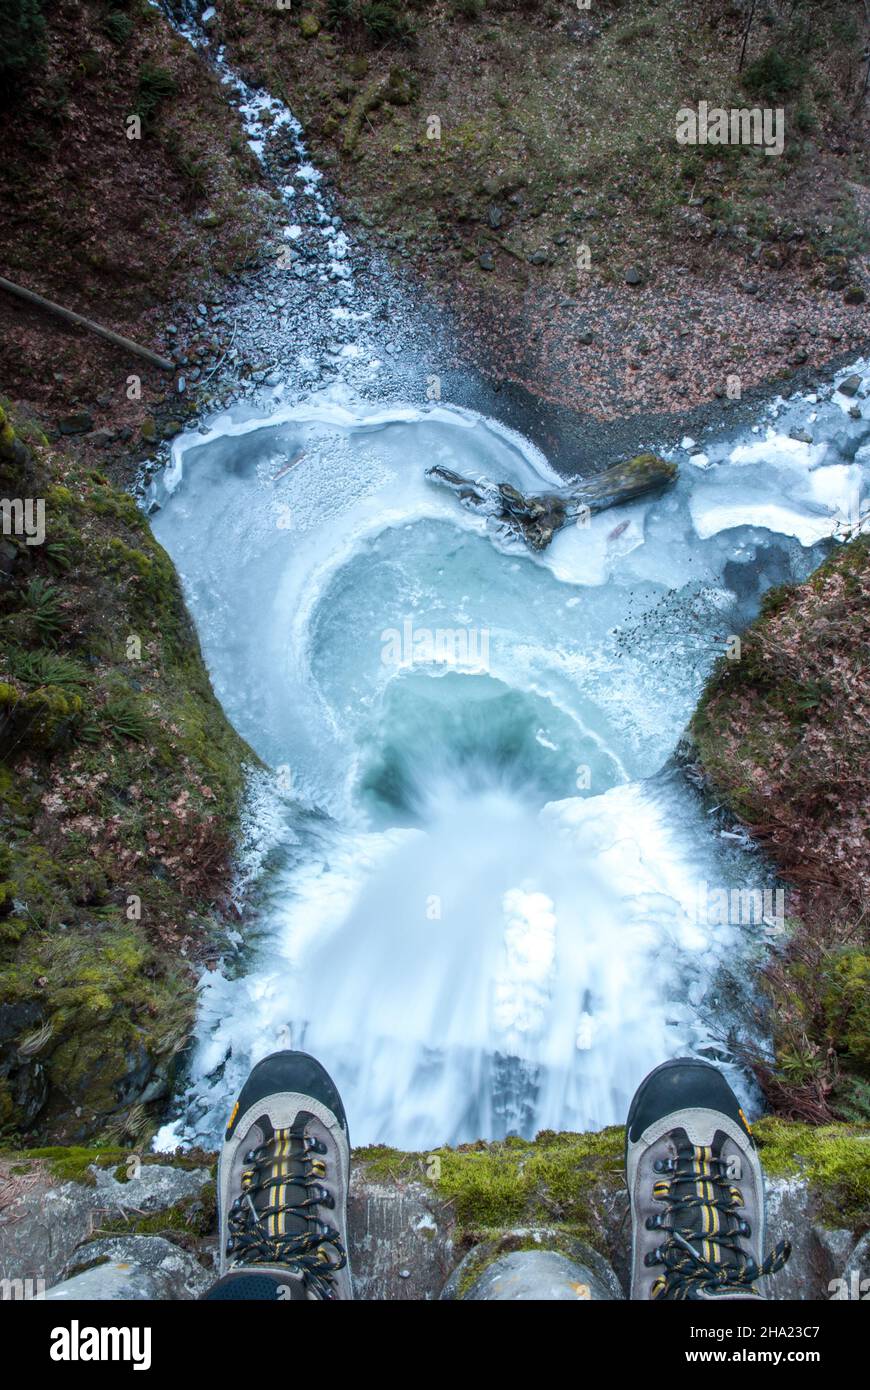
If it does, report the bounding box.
[625,1058,790,1300]
[212,1050,352,1300]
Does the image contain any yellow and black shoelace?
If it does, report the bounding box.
[227,1125,347,1300]
[645,1141,790,1300]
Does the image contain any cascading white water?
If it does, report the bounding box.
[151,379,870,1151]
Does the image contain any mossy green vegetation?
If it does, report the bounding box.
[89,1179,217,1241]
[0,1141,215,1186]
[356,1118,870,1247]
[753,1116,870,1231]
[4,1119,866,1253]
[358,1127,625,1253]
[432,1127,624,1234]
[0,403,256,1143]
[9,1144,130,1185]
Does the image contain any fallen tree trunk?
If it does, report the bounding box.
[427,453,678,550]
[0,275,175,373]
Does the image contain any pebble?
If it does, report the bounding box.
[838,374,862,397]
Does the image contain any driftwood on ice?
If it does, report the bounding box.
[425,453,678,550]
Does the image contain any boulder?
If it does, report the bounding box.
[44,1235,211,1301]
[763,1175,855,1302]
[348,1170,454,1301]
[0,1160,212,1290]
[57,412,94,436]
[442,1230,623,1301]
[837,373,862,398]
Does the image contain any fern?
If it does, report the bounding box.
[75,714,102,745]
[103,695,150,742]
[135,62,177,125]
[14,651,90,691]
[326,0,354,26]
[45,540,72,571]
[360,2,412,43]
[23,577,64,639]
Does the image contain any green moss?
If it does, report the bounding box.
[753,1117,870,1230]
[625,452,677,480]
[359,1119,870,1246]
[354,1126,625,1252]
[86,486,144,529]
[20,1145,130,1185]
[352,1144,410,1180]
[91,1180,217,1239]
[0,403,256,1141]
[432,1127,623,1235]
[0,421,15,456]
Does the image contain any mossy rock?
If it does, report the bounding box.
[754,1117,870,1231]
[357,1126,624,1255]
[0,403,256,1142]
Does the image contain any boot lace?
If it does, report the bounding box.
[645,1140,790,1300]
[226,1123,347,1300]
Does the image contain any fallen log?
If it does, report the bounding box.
[0,275,175,372]
[426,453,678,551]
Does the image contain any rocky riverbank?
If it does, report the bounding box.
[204,0,870,417]
[688,532,870,1126]
[1,2,868,494]
[1,1116,868,1299]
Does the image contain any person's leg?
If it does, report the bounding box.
[203,1050,352,1301]
[625,1058,790,1300]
